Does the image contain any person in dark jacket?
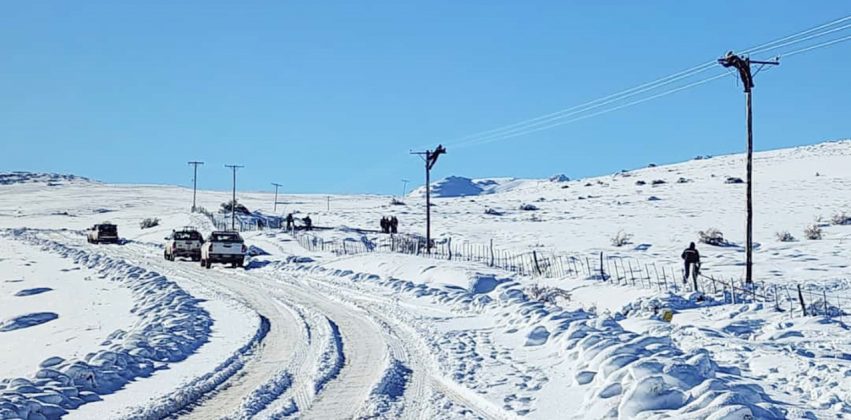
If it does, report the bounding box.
[286,213,294,231]
[303,215,312,231]
[390,216,398,234]
[681,242,701,283]
[380,217,388,234]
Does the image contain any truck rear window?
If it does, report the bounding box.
[175,231,201,240]
[98,225,117,235]
[211,233,242,243]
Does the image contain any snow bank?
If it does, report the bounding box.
[357,358,412,419]
[0,229,213,420]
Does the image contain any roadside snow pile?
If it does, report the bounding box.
[357,358,412,419]
[0,172,93,186]
[0,312,59,332]
[564,316,784,418]
[314,318,345,394]
[0,229,213,419]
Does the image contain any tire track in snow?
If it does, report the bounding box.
[42,231,307,420]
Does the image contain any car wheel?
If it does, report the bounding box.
[231,262,238,268]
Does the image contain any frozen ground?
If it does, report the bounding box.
[1,140,850,419]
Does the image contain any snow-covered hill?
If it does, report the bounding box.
[1,140,850,419]
[0,172,94,186]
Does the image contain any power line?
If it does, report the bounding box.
[460,73,731,148]
[778,33,851,58]
[437,14,851,149]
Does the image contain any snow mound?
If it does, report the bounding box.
[358,358,412,418]
[0,229,216,419]
[0,312,59,332]
[0,172,93,186]
[13,287,53,297]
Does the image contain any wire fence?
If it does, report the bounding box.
[291,230,850,320]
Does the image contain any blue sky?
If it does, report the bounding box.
[1,1,849,194]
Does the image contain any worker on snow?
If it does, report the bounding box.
[681,242,701,283]
[303,215,312,231]
[285,213,294,231]
[390,216,398,234]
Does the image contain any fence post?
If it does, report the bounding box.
[532,251,542,276]
[447,238,453,260]
[599,252,605,280]
[823,290,829,317]
[489,239,495,267]
[797,284,807,316]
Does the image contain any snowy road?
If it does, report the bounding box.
[41,230,501,418]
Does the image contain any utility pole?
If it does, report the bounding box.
[271,182,282,213]
[188,161,204,212]
[411,145,446,253]
[400,179,410,198]
[718,52,779,285]
[225,164,244,231]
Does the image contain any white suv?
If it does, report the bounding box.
[87,223,119,244]
[200,231,246,269]
[164,228,203,261]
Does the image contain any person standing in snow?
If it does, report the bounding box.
[390,216,398,234]
[681,242,701,283]
[380,217,388,234]
[303,215,312,231]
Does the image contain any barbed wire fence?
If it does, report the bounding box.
[290,229,849,320]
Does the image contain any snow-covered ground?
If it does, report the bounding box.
[1,140,851,419]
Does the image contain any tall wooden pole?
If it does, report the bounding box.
[425,152,432,253]
[188,161,204,212]
[745,90,753,285]
[718,52,778,285]
[225,164,243,231]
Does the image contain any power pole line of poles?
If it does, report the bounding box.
[225,164,244,231]
[410,145,446,254]
[271,182,282,213]
[188,161,204,212]
[718,51,779,285]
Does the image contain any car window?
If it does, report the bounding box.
[175,231,201,240]
[211,233,242,242]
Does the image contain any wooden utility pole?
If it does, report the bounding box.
[411,145,446,253]
[271,182,282,213]
[225,164,244,231]
[188,161,204,212]
[718,52,779,284]
[401,179,410,198]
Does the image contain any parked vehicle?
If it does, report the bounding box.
[164,228,204,261]
[200,231,246,268]
[87,223,119,244]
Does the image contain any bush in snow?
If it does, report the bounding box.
[651,179,666,185]
[804,224,823,240]
[830,211,851,225]
[677,177,690,183]
[220,200,250,215]
[775,231,796,242]
[389,198,406,206]
[139,217,160,229]
[484,207,503,216]
[519,203,539,211]
[611,230,634,247]
[525,284,571,306]
[698,228,726,246]
[725,176,744,184]
[635,180,646,186]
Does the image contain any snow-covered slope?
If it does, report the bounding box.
[1,139,850,419]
